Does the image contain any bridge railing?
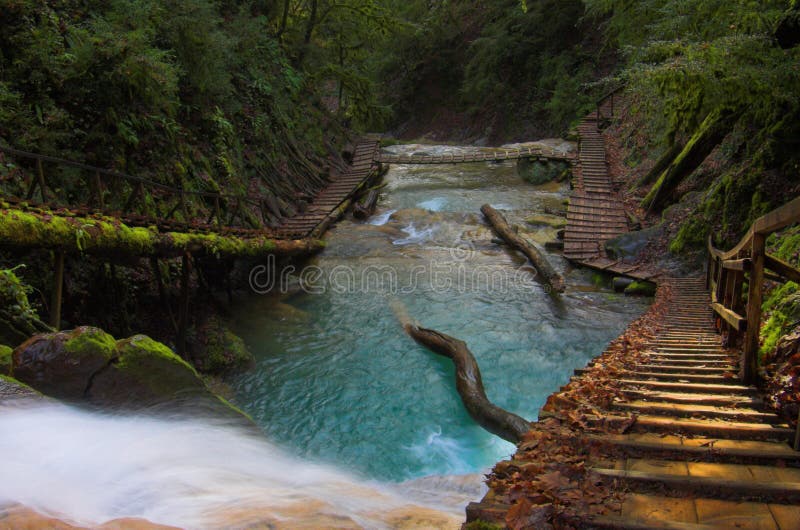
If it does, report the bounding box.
[0,144,277,234]
[596,83,626,129]
[707,196,800,386]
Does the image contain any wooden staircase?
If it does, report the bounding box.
[581,277,800,529]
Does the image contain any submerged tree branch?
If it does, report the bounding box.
[403,322,532,444]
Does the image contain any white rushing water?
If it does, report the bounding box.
[0,402,479,529]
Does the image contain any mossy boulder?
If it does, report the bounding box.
[0,374,43,401]
[10,326,250,421]
[88,335,207,406]
[0,344,12,375]
[624,281,657,297]
[517,158,570,185]
[525,214,567,229]
[192,316,255,374]
[12,327,117,399]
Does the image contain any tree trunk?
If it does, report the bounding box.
[353,189,380,220]
[277,0,291,39]
[297,0,318,66]
[641,110,736,212]
[636,142,684,187]
[404,323,532,444]
[481,204,565,293]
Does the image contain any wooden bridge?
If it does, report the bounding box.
[375,144,574,165]
[0,137,380,244]
[0,137,381,352]
[563,97,661,282]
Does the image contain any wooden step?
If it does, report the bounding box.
[617,379,755,395]
[585,493,800,529]
[636,363,734,373]
[589,433,800,463]
[592,460,800,501]
[622,389,763,407]
[626,414,792,441]
[622,371,736,384]
[646,360,736,368]
[611,400,782,423]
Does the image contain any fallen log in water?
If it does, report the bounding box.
[403,322,532,444]
[480,204,565,293]
[353,189,380,220]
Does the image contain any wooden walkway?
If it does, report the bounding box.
[375,145,573,165]
[275,138,380,239]
[0,138,381,243]
[563,107,662,281]
[467,277,800,528]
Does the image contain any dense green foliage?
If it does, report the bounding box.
[585,0,800,251]
[373,0,607,140]
[0,0,400,220]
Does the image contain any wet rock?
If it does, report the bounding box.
[605,225,662,263]
[11,327,249,420]
[517,158,570,185]
[0,375,43,402]
[191,316,255,374]
[624,281,657,297]
[88,335,208,407]
[12,327,117,399]
[612,277,634,292]
[544,241,564,251]
[525,214,567,229]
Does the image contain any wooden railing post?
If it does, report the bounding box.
[742,233,766,384]
[93,171,105,209]
[177,252,192,359]
[49,251,65,330]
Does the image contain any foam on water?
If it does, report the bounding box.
[0,402,472,529]
[368,209,397,226]
[392,222,438,245]
[418,197,447,211]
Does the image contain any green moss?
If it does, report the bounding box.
[0,267,38,321]
[64,327,118,360]
[0,373,40,395]
[760,281,800,357]
[0,203,306,258]
[114,335,201,393]
[0,344,12,375]
[669,216,709,254]
[525,214,567,229]
[624,280,657,296]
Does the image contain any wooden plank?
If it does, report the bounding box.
[710,302,747,332]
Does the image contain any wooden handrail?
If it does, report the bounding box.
[0,143,281,234]
[707,195,800,384]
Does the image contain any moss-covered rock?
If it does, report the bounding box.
[0,374,43,401]
[624,281,657,297]
[524,214,567,229]
[12,327,117,399]
[88,335,206,405]
[0,344,13,375]
[9,326,250,421]
[192,316,255,374]
[517,158,570,185]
